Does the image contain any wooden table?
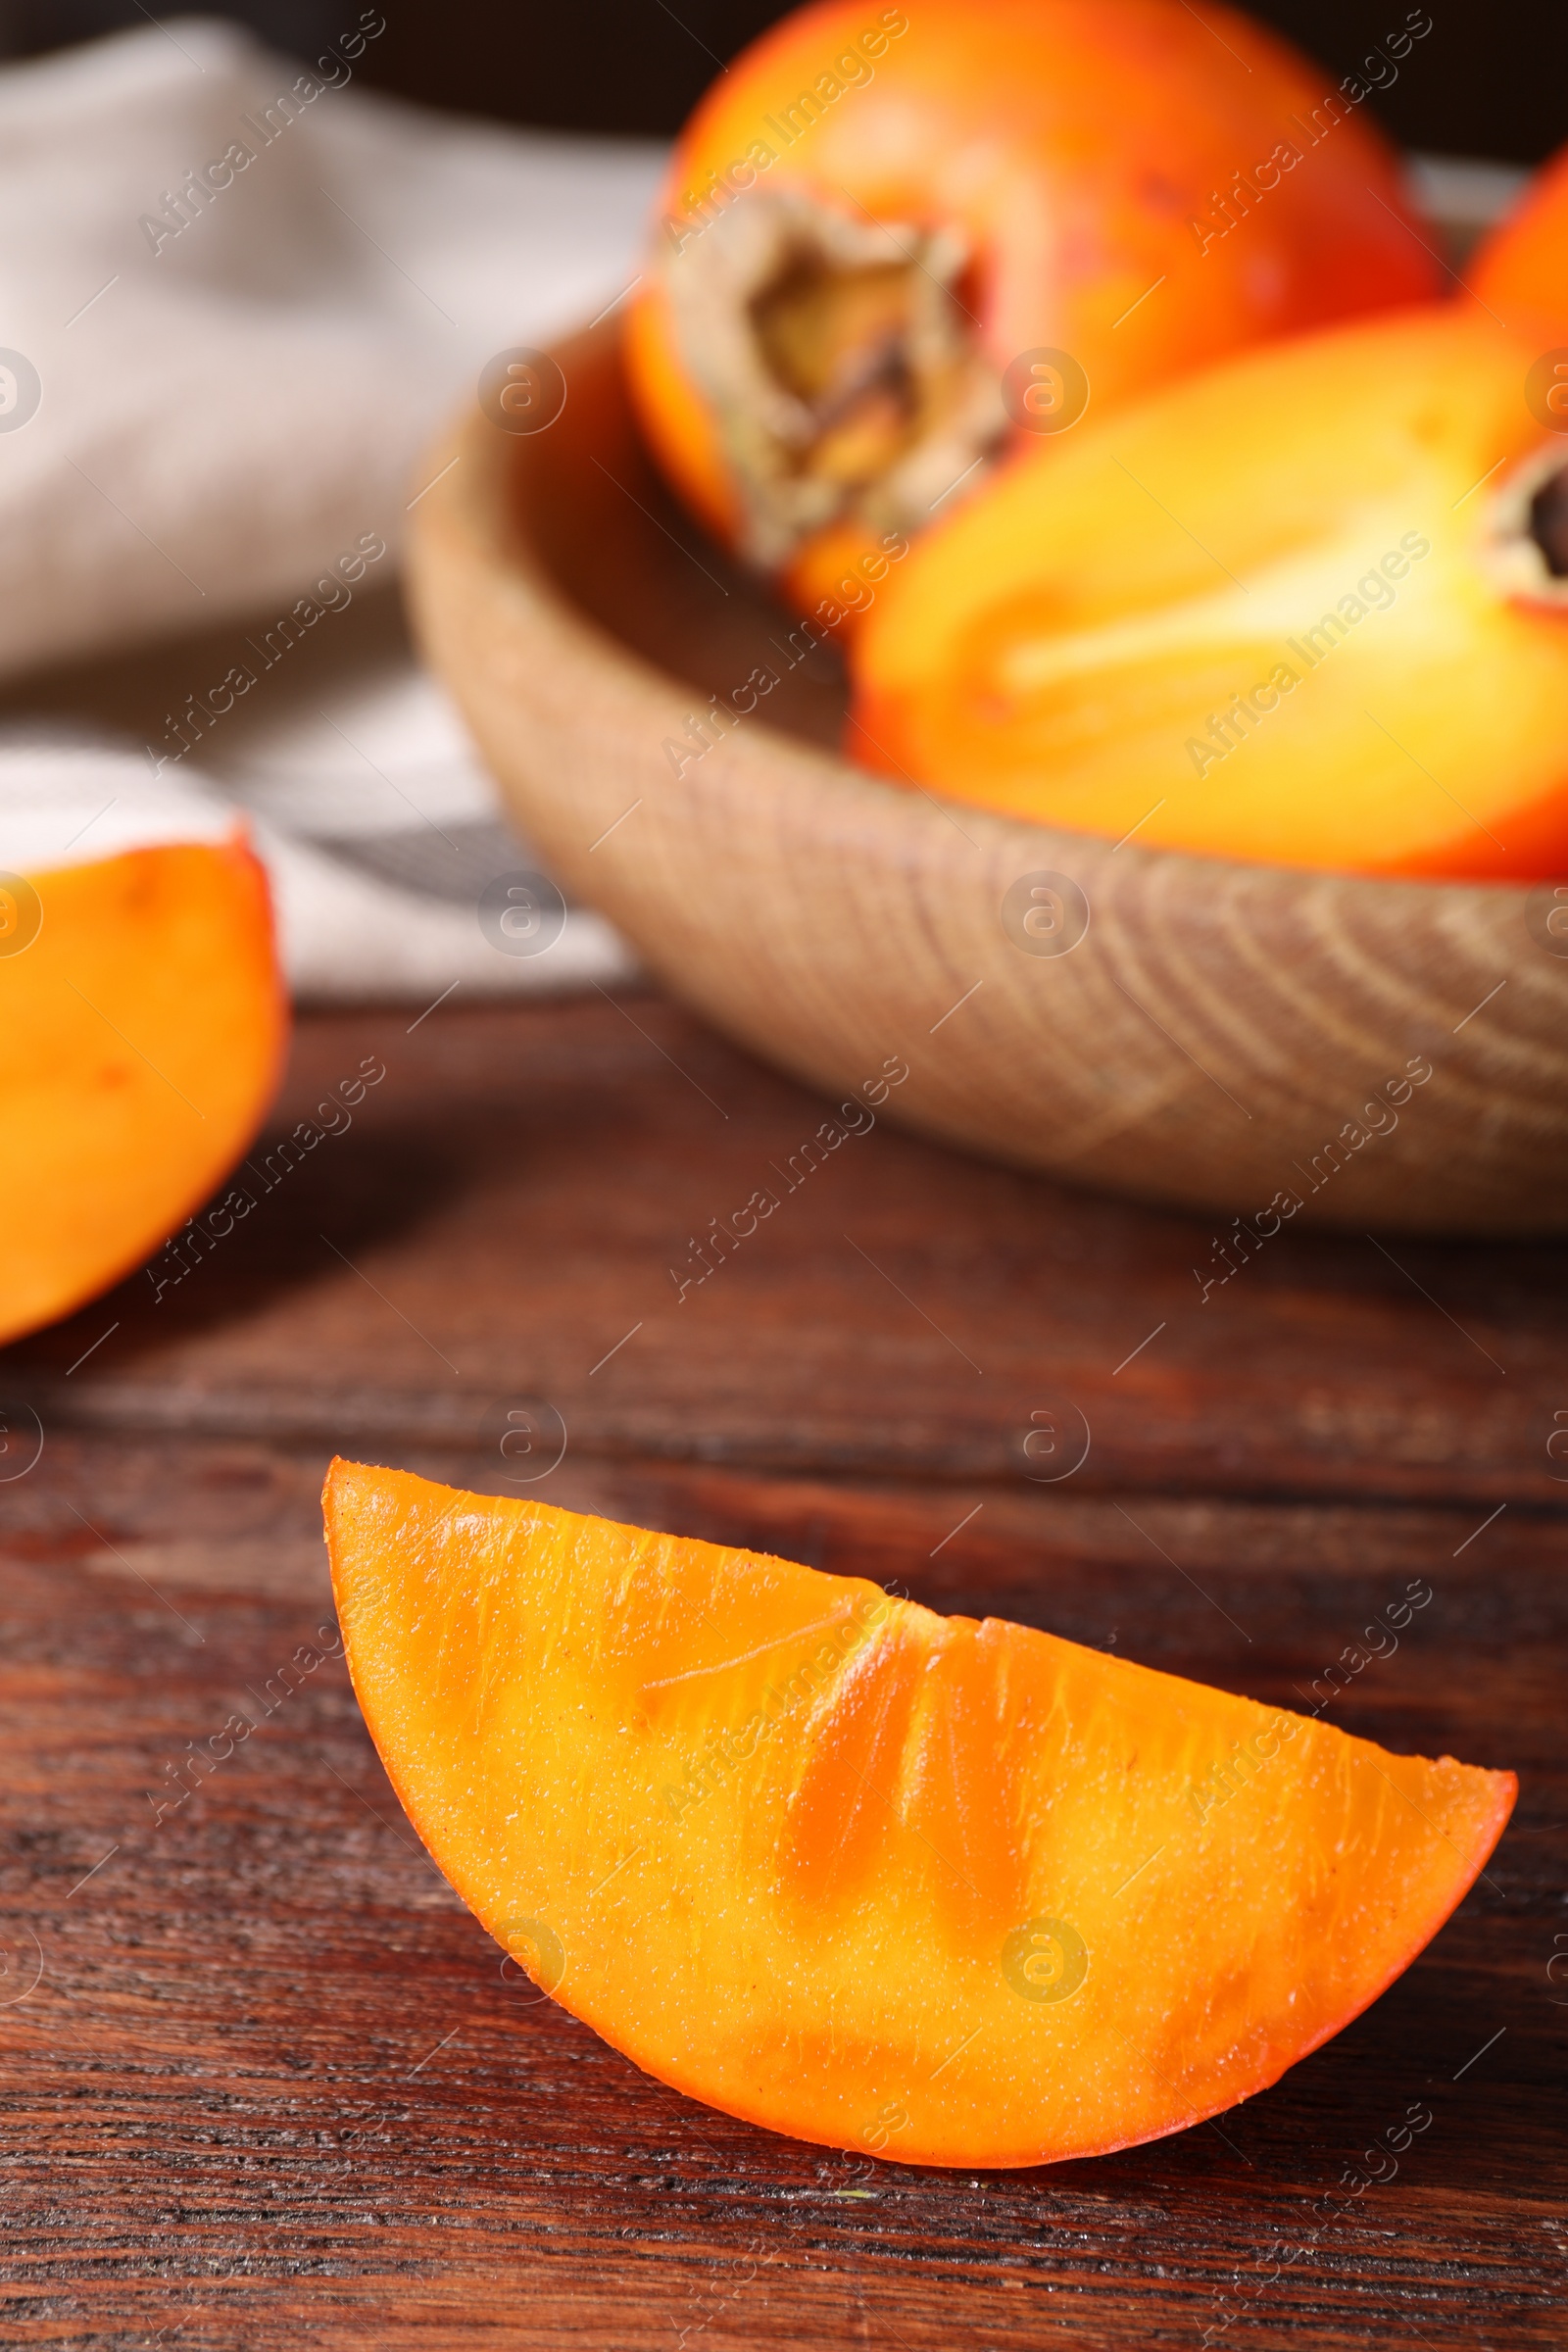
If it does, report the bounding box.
[2,993,1563,2347]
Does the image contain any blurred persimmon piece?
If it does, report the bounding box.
[0,786,286,1346]
[1473,141,1568,339]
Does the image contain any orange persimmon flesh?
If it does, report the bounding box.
[1472,138,1568,333]
[851,304,1568,877]
[0,837,286,1345]
[326,1460,1513,2169]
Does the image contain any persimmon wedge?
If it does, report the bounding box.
[325,1461,1514,2170]
[1,760,286,1345]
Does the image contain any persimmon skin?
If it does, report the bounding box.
[850,305,1568,879]
[1472,142,1568,337]
[626,0,1439,609]
[0,838,287,1345]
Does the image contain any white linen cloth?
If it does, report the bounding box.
[0,16,663,998]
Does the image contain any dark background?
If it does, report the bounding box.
[1,0,1563,163]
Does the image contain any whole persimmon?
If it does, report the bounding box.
[625,0,1440,616]
[850,304,1568,878]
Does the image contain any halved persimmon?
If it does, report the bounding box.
[1,760,287,1346]
[325,1460,1513,2169]
[850,304,1568,877]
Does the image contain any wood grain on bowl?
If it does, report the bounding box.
[405,319,1568,1233]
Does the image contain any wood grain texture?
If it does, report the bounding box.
[0,999,1563,2346]
[9,1000,1568,1509]
[405,319,1568,1236]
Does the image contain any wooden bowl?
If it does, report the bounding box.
[406,319,1568,1234]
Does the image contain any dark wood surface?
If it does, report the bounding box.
[2,995,1564,2348]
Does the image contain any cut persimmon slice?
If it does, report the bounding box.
[1,760,286,1346]
[325,1461,1514,2169]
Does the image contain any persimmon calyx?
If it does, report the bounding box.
[664,190,1004,568]
[1485,447,1568,604]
